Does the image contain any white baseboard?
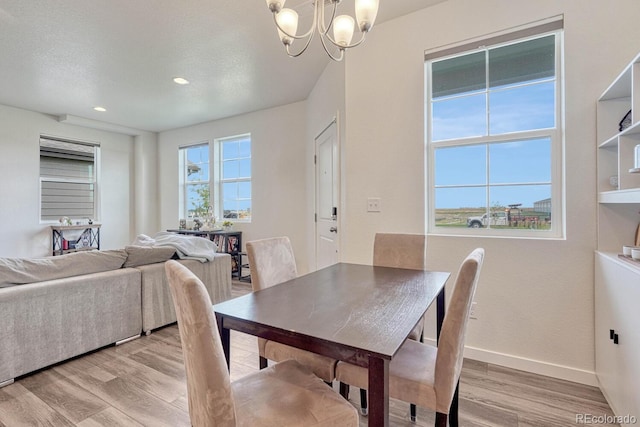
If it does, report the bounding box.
[424,338,599,387]
[0,379,14,388]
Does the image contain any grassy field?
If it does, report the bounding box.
[434,208,551,230]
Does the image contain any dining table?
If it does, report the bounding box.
[213,262,450,427]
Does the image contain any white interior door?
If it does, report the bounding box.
[315,120,339,270]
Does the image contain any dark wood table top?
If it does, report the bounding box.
[213,263,450,362]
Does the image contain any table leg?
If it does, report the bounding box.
[215,313,231,371]
[436,287,445,344]
[367,356,389,427]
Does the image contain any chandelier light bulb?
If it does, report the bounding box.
[333,15,355,47]
[276,8,298,45]
[355,0,379,32]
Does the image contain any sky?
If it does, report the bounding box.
[431,76,556,210]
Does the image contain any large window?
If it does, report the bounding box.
[179,134,252,222]
[426,23,563,237]
[40,137,98,222]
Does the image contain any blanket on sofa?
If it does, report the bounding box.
[131,232,217,262]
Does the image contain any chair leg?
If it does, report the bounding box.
[259,356,268,369]
[339,382,349,399]
[435,412,447,427]
[360,388,368,415]
[449,381,460,427]
[410,403,417,422]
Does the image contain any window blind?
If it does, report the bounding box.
[40,137,98,221]
[424,16,563,61]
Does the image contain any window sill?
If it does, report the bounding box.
[427,228,565,240]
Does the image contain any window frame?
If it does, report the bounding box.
[179,133,252,223]
[39,136,100,223]
[214,134,252,222]
[425,27,564,239]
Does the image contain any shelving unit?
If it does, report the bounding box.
[595,52,640,424]
[166,229,249,281]
[51,224,101,256]
[597,53,640,201]
[596,52,640,250]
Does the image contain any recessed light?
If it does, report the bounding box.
[173,77,190,85]
[93,106,107,112]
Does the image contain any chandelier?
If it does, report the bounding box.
[265,0,379,61]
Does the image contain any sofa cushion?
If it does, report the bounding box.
[0,249,127,287]
[123,245,177,268]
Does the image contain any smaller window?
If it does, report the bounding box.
[180,143,210,219]
[40,137,98,222]
[218,135,252,221]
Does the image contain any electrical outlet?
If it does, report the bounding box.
[470,302,478,319]
[367,197,381,212]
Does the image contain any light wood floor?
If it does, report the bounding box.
[0,281,617,427]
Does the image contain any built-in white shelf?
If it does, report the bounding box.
[598,134,619,149]
[597,59,640,195]
[599,188,640,203]
[599,121,640,149]
[596,251,640,273]
[596,52,640,423]
[621,119,640,136]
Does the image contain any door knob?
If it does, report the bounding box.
[329,227,338,233]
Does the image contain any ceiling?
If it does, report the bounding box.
[0,0,444,133]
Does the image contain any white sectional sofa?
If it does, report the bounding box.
[0,247,232,386]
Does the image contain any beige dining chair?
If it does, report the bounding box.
[246,236,337,383]
[165,260,358,427]
[336,248,484,427]
[354,232,428,416]
[373,232,427,341]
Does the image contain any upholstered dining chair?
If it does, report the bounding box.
[165,260,358,427]
[351,232,428,416]
[336,248,485,427]
[246,236,337,383]
[373,232,427,341]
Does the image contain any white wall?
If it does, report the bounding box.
[133,133,159,236]
[0,104,136,257]
[341,0,640,384]
[157,102,310,272]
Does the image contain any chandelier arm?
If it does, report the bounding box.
[318,0,339,36]
[285,26,317,58]
[318,30,345,61]
[272,11,315,40]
